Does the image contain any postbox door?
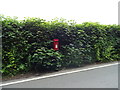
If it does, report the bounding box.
[54,41,59,50]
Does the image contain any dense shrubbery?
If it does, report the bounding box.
[1,15,120,76]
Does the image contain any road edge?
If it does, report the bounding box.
[1,62,118,87]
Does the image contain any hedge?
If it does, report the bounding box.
[1,15,120,76]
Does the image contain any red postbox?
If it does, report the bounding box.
[53,39,59,50]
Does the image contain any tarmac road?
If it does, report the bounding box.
[2,63,118,88]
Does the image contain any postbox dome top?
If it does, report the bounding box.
[53,39,59,41]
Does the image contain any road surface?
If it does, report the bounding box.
[2,63,118,88]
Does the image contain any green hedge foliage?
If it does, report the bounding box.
[1,15,120,76]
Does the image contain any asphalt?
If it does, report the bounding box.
[2,63,118,88]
